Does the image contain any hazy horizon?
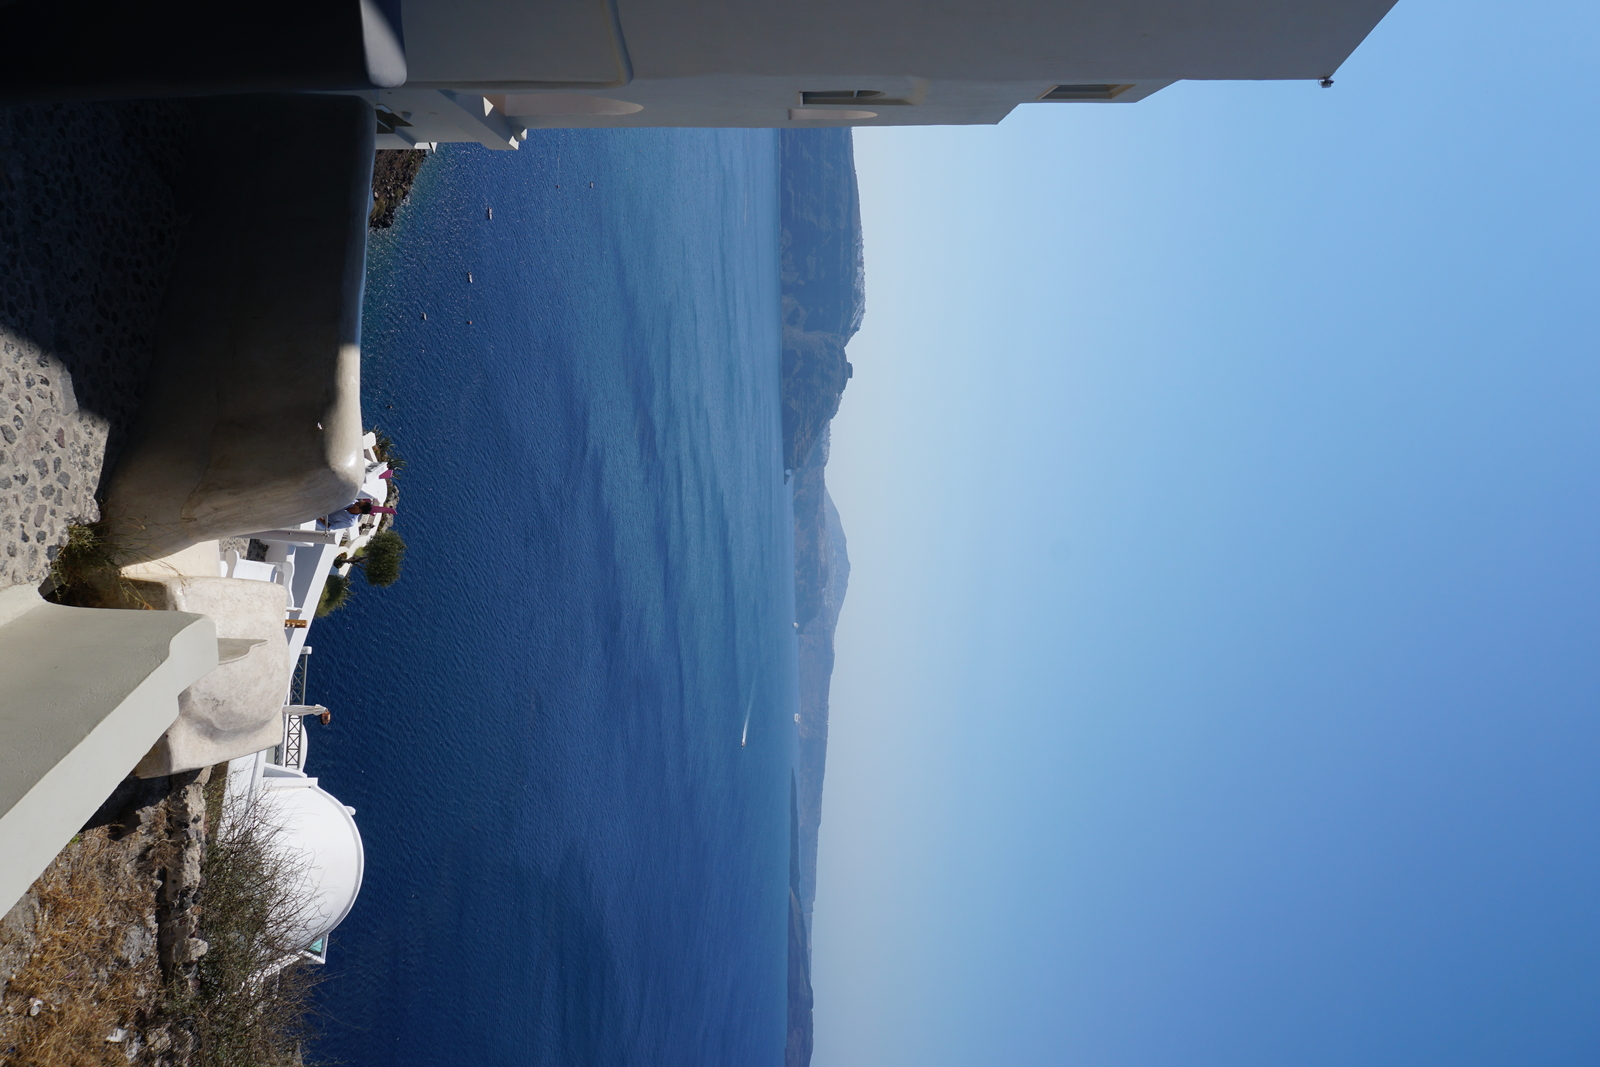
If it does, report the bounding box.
[813,0,1600,1063]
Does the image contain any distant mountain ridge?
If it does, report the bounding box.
[781,128,861,1067]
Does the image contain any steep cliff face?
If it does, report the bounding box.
[781,129,864,472]
[792,429,850,927]
[782,129,861,1067]
[369,148,430,229]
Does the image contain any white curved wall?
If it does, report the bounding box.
[261,775,367,946]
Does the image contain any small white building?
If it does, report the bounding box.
[367,0,1399,148]
[226,748,367,966]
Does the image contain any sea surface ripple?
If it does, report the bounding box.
[305,128,795,1067]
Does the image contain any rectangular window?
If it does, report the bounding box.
[1039,84,1134,102]
[801,90,886,104]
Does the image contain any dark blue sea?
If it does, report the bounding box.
[305,129,795,1067]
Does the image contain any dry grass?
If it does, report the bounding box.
[43,522,154,610]
[0,830,162,1065]
[0,775,326,1066]
[169,796,323,1067]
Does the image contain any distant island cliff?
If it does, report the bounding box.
[782,128,862,1067]
[781,129,864,475]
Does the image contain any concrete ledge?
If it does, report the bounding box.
[102,94,377,562]
[0,586,218,915]
[127,577,294,778]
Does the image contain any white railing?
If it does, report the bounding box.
[275,714,308,771]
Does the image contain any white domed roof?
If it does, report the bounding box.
[260,773,365,946]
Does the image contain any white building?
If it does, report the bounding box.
[368,0,1399,148]
[225,750,367,967]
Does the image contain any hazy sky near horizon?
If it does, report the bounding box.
[812,1,1600,1064]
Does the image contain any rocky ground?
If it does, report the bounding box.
[369,149,431,230]
[0,101,191,590]
[0,768,214,1066]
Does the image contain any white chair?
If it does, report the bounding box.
[227,557,281,584]
[278,555,299,609]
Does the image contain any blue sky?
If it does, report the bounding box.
[811,1,1600,1064]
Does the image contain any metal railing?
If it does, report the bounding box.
[273,647,313,770]
[290,645,312,704]
[279,714,306,770]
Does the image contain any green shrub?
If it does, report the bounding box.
[316,572,355,616]
[358,530,406,587]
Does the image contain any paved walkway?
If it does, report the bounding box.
[0,102,190,587]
